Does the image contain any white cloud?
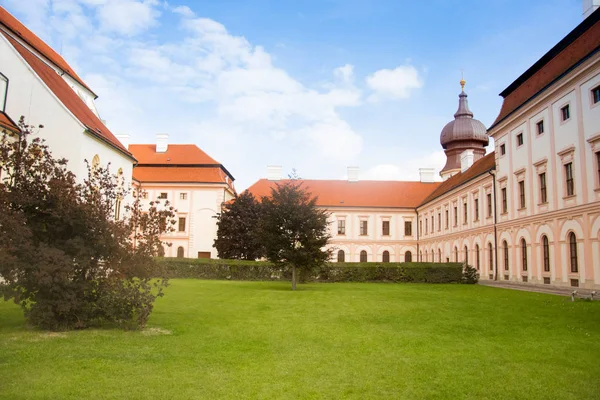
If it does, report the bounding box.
[366,65,423,101]
[334,64,354,84]
[95,0,161,36]
[362,150,446,181]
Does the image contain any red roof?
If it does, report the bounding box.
[491,9,600,128]
[0,111,20,133]
[246,179,440,208]
[3,33,132,158]
[0,6,95,96]
[129,144,220,165]
[133,166,232,185]
[419,152,496,206]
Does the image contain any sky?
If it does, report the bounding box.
[1,0,585,190]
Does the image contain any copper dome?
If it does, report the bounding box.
[440,91,489,149]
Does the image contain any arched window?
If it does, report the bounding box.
[382,251,390,263]
[475,244,480,270]
[405,251,412,262]
[176,246,184,258]
[488,243,493,273]
[503,240,509,271]
[337,250,345,263]
[569,232,578,273]
[454,246,458,262]
[521,238,527,271]
[438,249,441,262]
[0,72,8,112]
[464,246,468,265]
[92,154,100,169]
[542,235,550,272]
[360,250,367,263]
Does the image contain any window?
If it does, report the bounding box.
[178,217,186,232]
[180,193,187,200]
[431,216,434,233]
[516,133,524,146]
[0,72,7,112]
[521,239,527,272]
[536,120,544,135]
[464,246,468,265]
[501,188,507,213]
[539,173,547,203]
[503,241,509,271]
[565,163,574,196]
[593,85,600,104]
[360,220,368,236]
[177,247,184,258]
[405,251,412,262]
[542,235,550,272]
[405,221,412,236]
[158,192,167,199]
[438,249,441,262]
[454,206,458,226]
[561,104,570,121]
[382,220,390,236]
[114,198,122,220]
[569,232,578,273]
[419,220,422,236]
[474,199,479,221]
[488,243,493,272]
[92,154,100,169]
[438,213,441,231]
[475,244,480,270]
[360,250,368,262]
[425,219,428,234]
[382,251,390,263]
[500,144,506,155]
[445,209,449,229]
[454,247,458,262]
[487,193,492,217]
[518,181,526,209]
[463,202,467,224]
[337,250,345,263]
[337,219,346,235]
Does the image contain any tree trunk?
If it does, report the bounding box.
[292,264,297,291]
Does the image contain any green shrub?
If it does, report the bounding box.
[158,258,463,284]
[462,265,479,284]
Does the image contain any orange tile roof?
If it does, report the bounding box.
[0,111,20,133]
[246,179,440,208]
[0,6,95,96]
[490,8,600,129]
[133,166,233,185]
[3,33,132,159]
[129,144,220,165]
[419,152,496,206]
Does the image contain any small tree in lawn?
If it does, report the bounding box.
[0,117,176,330]
[258,181,331,290]
[214,191,263,260]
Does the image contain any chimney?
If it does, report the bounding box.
[460,149,475,173]
[583,0,600,18]
[115,134,129,149]
[156,133,169,153]
[267,165,282,181]
[347,166,359,182]
[419,168,435,183]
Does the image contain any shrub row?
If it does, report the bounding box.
[157,258,464,283]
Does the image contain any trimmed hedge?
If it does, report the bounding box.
[158,258,464,283]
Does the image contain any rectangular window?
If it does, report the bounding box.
[463,202,467,224]
[404,221,412,236]
[337,219,345,235]
[158,192,167,199]
[474,199,479,221]
[500,144,506,155]
[0,73,7,112]
[382,220,390,236]
[539,173,547,203]
[565,163,574,196]
[516,133,524,146]
[536,120,544,135]
[445,210,449,229]
[561,104,570,121]
[425,218,428,234]
[518,181,526,209]
[438,213,441,231]
[431,216,434,233]
[487,193,492,217]
[178,217,186,232]
[114,199,121,220]
[454,206,458,226]
[419,220,422,236]
[360,220,368,236]
[501,188,507,213]
[592,85,600,104]
[180,193,187,200]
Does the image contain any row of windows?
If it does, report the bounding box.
[155,192,188,200]
[420,193,493,236]
[336,250,413,263]
[337,220,412,236]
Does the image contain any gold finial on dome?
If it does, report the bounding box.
[460,70,466,92]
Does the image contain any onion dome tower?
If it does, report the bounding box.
[439,79,489,180]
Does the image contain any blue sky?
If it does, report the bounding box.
[2,0,584,189]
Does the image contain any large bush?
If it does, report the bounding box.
[159,258,464,284]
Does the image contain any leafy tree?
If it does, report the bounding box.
[214,191,263,260]
[0,117,175,330]
[258,181,331,290]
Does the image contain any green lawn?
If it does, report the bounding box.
[1,281,599,399]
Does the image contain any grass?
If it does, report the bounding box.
[1,280,599,399]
